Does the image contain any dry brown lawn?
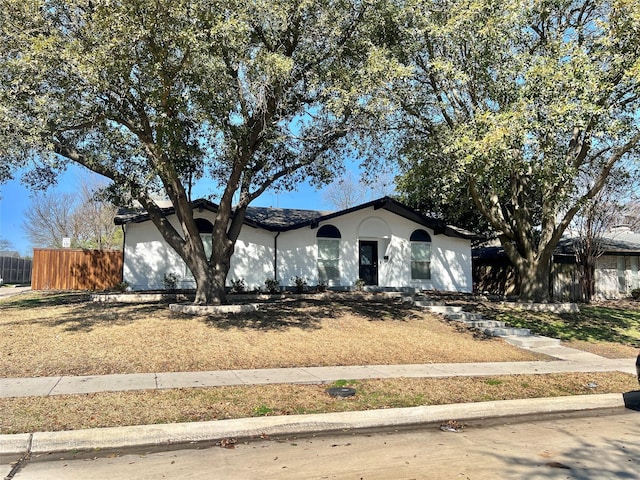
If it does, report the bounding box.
[2,291,638,435]
[2,372,636,434]
[0,291,545,378]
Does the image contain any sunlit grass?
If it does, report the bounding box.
[484,303,640,356]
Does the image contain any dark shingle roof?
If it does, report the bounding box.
[114,199,328,230]
[244,206,329,229]
[115,196,477,239]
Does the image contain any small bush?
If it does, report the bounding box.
[163,272,180,292]
[631,288,640,300]
[230,278,246,294]
[292,275,307,293]
[264,278,280,294]
[353,278,365,291]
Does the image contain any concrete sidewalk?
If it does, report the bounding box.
[1,345,636,399]
[1,344,638,475]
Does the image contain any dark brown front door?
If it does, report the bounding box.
[359,240,378,286]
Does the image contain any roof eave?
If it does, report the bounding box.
[114,196,479,239]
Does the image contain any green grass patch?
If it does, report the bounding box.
[253,404,274,416]
[485,379,503,386]
[486,305,640,347]
[332,379,358,388]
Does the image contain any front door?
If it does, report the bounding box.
[359,240,378,286]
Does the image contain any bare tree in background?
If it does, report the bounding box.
[573,195,616,303]
[22,177,122,250]
[619,201,640,232]
[74,178,123,250]
[23,191,78,248]
[321,171,367,210]
[0,237,14,251]
[572,169,639,303]
[322,171,396,210]
[367,171,396,199]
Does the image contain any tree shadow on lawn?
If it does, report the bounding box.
[204,296,421,332]
[47,302,173,333]
[0,293,175,333]
[0,291,90,309]
[485,304,640,347]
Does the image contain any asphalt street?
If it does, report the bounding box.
[10,409,639,480]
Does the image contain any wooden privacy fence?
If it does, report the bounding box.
[0,256,32,284]
[32,248,123,291]
[473,260,584,302]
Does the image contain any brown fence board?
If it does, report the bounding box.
[32,249,123,291]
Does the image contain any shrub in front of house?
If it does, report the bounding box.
[264,278,280,294]
[163,272,180,292]
[230,278,246,294]
[292,275,307,293]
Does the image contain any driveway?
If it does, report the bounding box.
[0,286,31,299]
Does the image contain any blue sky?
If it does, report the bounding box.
[0,160,380,256]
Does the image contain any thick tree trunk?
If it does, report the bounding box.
[186,249,232,305]
[184,229,236,305]
[515,258,551,303]
[192,267,228,305]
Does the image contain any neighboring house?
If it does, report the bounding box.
[115,196,476,293]
[473,227,640,301]
[554,228,640,300]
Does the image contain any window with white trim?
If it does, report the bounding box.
[317,225,341,285]
[184,218,213,279]
[410,229,431,280]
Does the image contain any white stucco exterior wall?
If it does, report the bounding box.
[121,211,276,291]
[121,205,473,292]
[121,220,185,290]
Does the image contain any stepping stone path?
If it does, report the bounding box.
[406,295,561,348]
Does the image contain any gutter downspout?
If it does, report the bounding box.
[274,232,281,282]
[121,224,127,286]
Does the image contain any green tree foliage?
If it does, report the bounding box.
[395,0,640,301]
[0,0,406,304]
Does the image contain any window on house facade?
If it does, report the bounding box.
[196,218,214,259]
[617,256,626,293]
[317,225,341,284]
[631,256,639,290]
[184,218,214,279]
[410,229,431,280]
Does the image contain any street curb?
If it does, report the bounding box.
[1,393,627,462]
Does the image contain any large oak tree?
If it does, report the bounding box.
[0,0,405,304]
[395,0,640,301]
